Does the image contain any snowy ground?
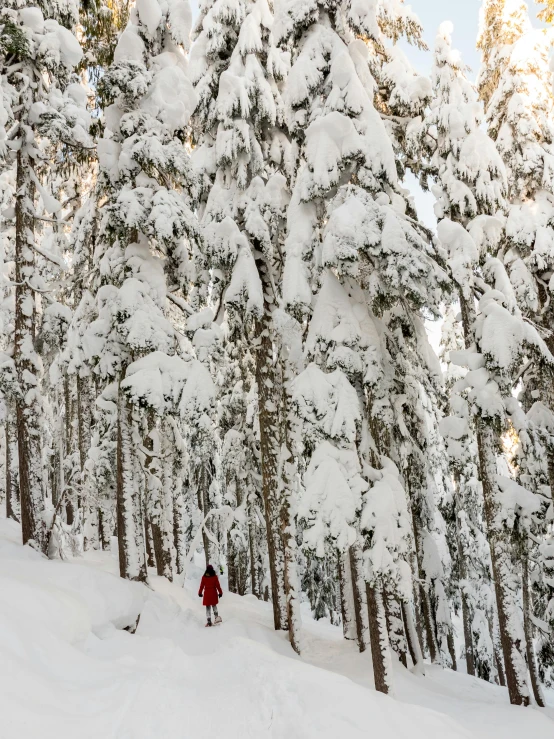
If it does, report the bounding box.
[1,518,552,739]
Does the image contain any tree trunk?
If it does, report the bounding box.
[385,590,408,667]
[367,582,393,694]
[14,113,44,552]
[116,381,147,582]
[412,515,439,662]
[460,290,529,705]
[78,375,95,549]
[402,600,425,673]
[98,507,109,550]
[254,275,287,630]
[458,548,475,675]
[338,549,357,641]
[447,633,457,672]
[248,508,259,598]
[6,418,20,522]
[227,530,238,593]
[173,489,186,576]
[522,548,545,706]
[281,487,302,654]
[454,472,476,676]
[151,520,172,581]
[64,375,75,526]
[476,419,530,706]
[197,464,213,567]
[145,516,156,568]
[349,539,370,652]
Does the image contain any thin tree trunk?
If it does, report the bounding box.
[279,349,303,654]
[412,515,439,662]
[6,418,20,522]
[116,380,147,582]
[522,548,545,706]
[227,530,237,593]
[367,582,393,694]
[248,508,259,598]
[476,419,530,705]
[78,375,95,549]
[460,290,529,705]
[197,464,213,567]
[386,590,408,667]
[173,489,186,576]
[447,633,457,672]
[64,375,75,526]
[349,539,370,652]
[254,273,287,630]
[338,549,357,641]
[402,600,425,674]
[98,507,109,550]
[454,472,476,676]
[151,520,172,580]
[14,111,44,552]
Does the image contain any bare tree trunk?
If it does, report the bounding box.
[254,278,286,630]
[386,590,408,667]
[197,464,213,568]
[63,375,75,526]
[227,530,237,593]
[151,520,172,580]
[476,420,529,705]
[338,549,357,641]
[522,548,545,706]
[6,418,20,522]
[14,116,44,552]
[412,516,439,662]
[447,633,457,672]
[78,375,95,549]
[349,539,370,652]
[280,349,302,654]
[248,509,259,597]
[116,381,147,582]
[402,600,425,673]
[367,582,393,694]
[173,489,186,576]
[454,472,475,676]
[145,516,156,568]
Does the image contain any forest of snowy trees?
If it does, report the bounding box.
[1,0,554,709]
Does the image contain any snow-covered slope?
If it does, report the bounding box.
[0,518,552,738]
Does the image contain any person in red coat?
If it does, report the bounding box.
[199,564,223,626]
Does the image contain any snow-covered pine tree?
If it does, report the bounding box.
[427,21,506,681]
[275,0,450,691]
[190,0,301,647]
[0,163,19,523]
[79,0,198,581]
[477,0,554,702]
[219,334,263,596]
[0,1,91,551]
[429,21,549,705]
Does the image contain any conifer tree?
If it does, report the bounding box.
[78,0,198,580]
[1,1,91,551]
[477,0,554,701]
[275,0,450,692]
[190,0,301,647]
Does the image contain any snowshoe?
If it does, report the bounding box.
[205,621,212,627]
[214,615,222,625]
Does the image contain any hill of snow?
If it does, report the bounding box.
[0,518,552,738]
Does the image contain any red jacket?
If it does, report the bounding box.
[199,574,222,606]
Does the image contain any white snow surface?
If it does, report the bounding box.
[0,518,552,738]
